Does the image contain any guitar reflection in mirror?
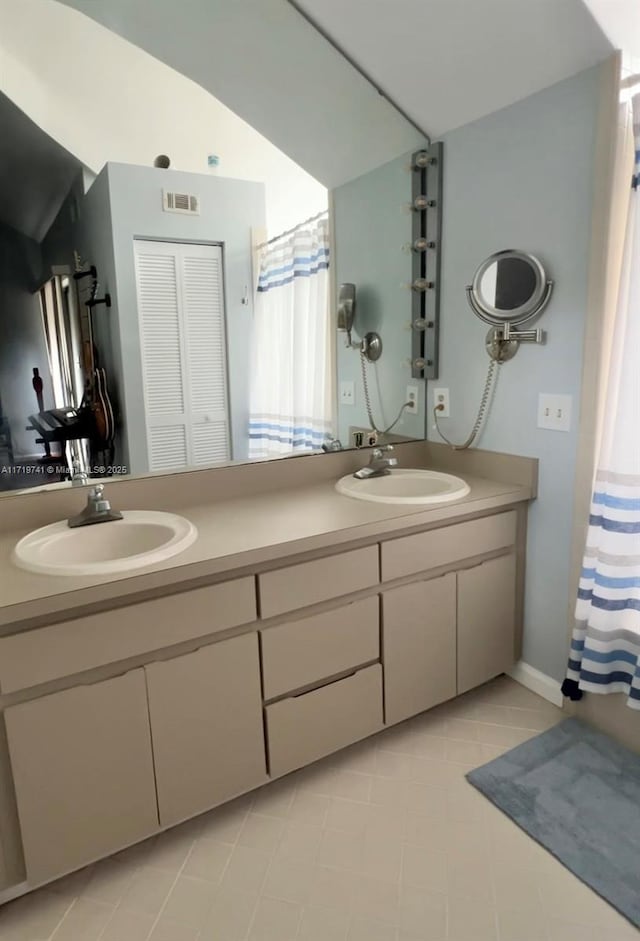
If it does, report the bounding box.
[11,263,120,493]
[74,264,117,474]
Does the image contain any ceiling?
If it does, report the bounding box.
[582,0,640,64]
[56,0,613,174]
[294,0,614,138]
[0,0,620,246]
[0,0,329,237]
[54,0,423,189]
[0,92,81,241]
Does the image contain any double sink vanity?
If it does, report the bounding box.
[0,441,536,902]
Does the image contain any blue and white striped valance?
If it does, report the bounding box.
[247,414,332,461]
[257,213,330,295]
[257,242,330,293]
[248,419,328,448]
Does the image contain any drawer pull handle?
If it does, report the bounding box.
[293,670,357,698]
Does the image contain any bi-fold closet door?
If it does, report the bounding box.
[134,239,231,472]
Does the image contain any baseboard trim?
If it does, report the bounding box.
[508,660,563,707]
[0,881,29,906]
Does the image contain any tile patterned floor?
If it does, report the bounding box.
[1,676,638,941]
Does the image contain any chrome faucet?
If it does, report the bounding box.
[353,445,398,479]
[68,484,123,528]
[322,437,344,452]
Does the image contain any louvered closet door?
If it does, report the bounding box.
[135,244,188,471]
[134,240,230,472]
[181,244,230,466]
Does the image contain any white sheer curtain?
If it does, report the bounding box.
[563,93,640,709]
[248,215,334,460]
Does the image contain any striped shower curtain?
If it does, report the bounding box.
[563,94,640,709]
[248,214,333,460]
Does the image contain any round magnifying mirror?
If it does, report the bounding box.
[467,250,552,326]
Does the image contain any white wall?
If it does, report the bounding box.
[428,63,605,682]
[0,0,326,235]
[0,225,54,459]
[332,154,425,445]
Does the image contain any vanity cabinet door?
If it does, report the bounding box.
[457,553,517,694]
[382,573,457,725]
[5,670,158,885]
[145,632,267,826]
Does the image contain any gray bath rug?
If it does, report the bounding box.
[467,717,640,928]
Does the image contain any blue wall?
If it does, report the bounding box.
[432,63,604,680]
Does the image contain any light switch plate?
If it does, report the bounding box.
[537,393,572,432]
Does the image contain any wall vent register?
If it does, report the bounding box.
[162,190,200,215]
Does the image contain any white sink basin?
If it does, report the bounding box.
[336,468,470,505]
[12,510,197,576]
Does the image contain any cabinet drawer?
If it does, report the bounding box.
[266,664,383,776]
[381,511,516,581]
[0,577,256,694]
[259,546,379,618]
[261,597,379,699]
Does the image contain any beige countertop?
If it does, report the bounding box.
[0,473,531,630]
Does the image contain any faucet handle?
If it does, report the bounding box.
[88,484,115,515]
[370,444,394,464]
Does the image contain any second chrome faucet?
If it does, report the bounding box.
[353,445,398,479]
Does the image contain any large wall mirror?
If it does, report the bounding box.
[0,0,428,495]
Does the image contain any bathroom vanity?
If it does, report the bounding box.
[0,443,536,900]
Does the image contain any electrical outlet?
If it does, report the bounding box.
[340,381,355,405]
[433,387,450,418]
[405,385,420,415]
[537,393,572,431]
